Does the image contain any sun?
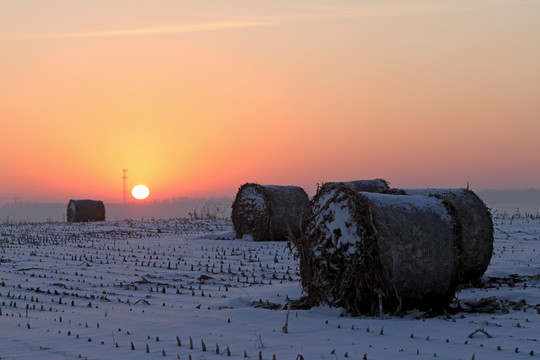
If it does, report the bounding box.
[132,184,150,200]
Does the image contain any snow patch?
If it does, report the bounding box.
[311,189,362,256]
[237,186,266,222]
[362,192,453,224]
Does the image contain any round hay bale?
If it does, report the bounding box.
[322,179,390,193]
[294,183,458,315]
[402,188,493,283]
[67,199,106,222]
[231,183,309,242]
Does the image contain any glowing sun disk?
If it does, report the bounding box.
[132,185,150,200]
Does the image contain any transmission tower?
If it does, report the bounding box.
[0,195,20,204]
[122,169,128,204]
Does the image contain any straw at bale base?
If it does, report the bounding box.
[322,179,390,193]
[231,183,309,242]
[67,199,106,222]
[293,184,459,315]
[402,188,493,284]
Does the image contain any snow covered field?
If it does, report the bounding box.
[0,214,539,359]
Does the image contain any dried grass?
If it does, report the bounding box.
[402,189,494,283]
[231,183,309,242]
[321,179,390,193]
[293,184,459,315]
[67,200,106,222]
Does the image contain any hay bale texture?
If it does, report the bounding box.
[294,183,459,315]
[67,199,106,222]
[322,179,390,193]
[402,188,493,283]
[231,183,309,242]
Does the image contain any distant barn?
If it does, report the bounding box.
[67,199,105,222]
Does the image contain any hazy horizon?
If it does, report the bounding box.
[2,185,540,207]
[1,188,539,222]
[0,195,234,222]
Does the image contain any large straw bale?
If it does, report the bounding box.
[402,188,493,283]
[231,183,309,242]
[294,183,459,315]
[67,199,106,222]
[322,179,390,193]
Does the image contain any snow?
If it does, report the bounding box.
[403,188,466,196]
[362,192,454,224]
[0,214,539,359]
[311,190,362,255]
[236,186,266,223]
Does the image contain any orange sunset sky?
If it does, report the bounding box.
[1,1,539,204]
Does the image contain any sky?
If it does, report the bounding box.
[1,0,539,204]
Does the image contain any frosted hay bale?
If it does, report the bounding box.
[231,183,309,242]
[402,188,494,283]
[67,199,105,222]
[294,184,458,315]
[322,179,390,193]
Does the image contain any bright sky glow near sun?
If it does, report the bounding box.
[1,0,539,204]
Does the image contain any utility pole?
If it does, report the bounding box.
[122,169,128,204]
[0,195,21,204]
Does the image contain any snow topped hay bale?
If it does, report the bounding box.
[231,183,309,242]
[322,178,390,193]
[67,199,106,223]
[294,183,459,315]
[402,188,493,283]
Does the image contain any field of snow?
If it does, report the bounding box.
[0,214,539,359]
